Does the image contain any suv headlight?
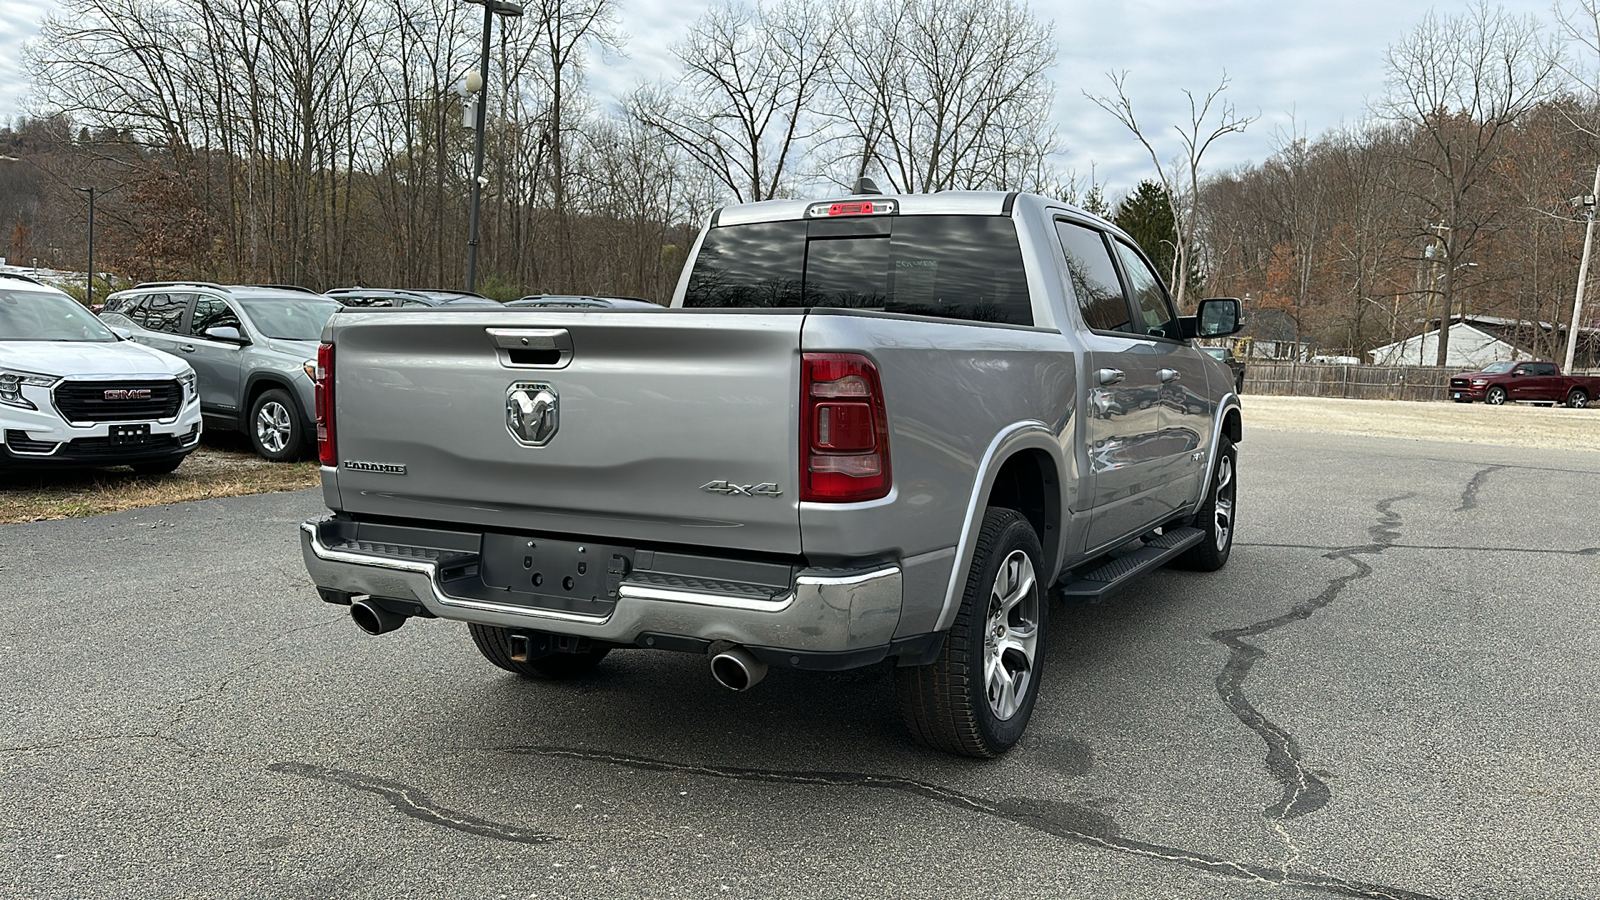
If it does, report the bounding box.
[180,371,198,402]
[0,370,58,410]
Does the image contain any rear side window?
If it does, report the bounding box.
[1055,220,1131,333]
[684,215,1033,325]
[137,293,189,334]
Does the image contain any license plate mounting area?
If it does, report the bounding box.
[477,533,632,615]
[109,424,151,445]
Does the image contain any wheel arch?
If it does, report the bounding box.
[1187,397,1242,518]
[931,423,1067,634]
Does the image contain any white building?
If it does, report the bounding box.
[1368,315,1600,369]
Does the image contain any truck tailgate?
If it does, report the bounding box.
[328,310,803,555]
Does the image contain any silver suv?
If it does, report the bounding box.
[100,283,342,461]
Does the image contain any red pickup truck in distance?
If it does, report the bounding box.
[1448,361,1599,408]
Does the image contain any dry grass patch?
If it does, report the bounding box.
[1245,395,1600,452]
[0,434,319,524]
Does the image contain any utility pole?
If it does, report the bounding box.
[76,187,95,306]
[463,0,524,294]
[1565,163,1600,374]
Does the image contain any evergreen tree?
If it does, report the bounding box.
[1112,179,1196,292]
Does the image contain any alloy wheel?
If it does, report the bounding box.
[256,400,293,454]
[1212,454,1235,551]
[983,549,1040,721]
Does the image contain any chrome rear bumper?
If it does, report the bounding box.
[300,518,902,653]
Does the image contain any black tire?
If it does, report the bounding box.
[468,623,610,679]
[248,388,307,461]
[1567,389,1589,409]
[894,507,1047,758]
[131,455,186,476]
[1175,435,1236,572]
[1485,386,1508,406]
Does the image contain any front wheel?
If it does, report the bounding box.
[1567,389,1589,409]
[249,389,306,461]
[895,507,1046,758]
[1485,386,1508,406]
[1175,435,1236,571]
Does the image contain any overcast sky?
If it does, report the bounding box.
[0,0,1567,197]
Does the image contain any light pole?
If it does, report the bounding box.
[75,187,95,307]
[463,0,524,294]
[1565,169,1600,374]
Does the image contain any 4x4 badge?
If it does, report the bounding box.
[701,480,782,497]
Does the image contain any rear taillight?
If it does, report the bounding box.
[315,342,336,466]
[801,353,891,502]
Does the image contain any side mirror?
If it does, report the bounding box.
[1184,297,1244,338]
[204,325,246,343]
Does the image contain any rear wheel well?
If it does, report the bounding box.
[986,449,1060,575]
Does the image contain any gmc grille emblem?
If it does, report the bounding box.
[103,389,153,401]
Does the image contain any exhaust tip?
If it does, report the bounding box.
[710,647,768,691]
[351,599,407,636]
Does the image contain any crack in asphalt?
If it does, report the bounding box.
[268,762,558,845]
[158,615,346,739]
[1418,457,1600,477]
[1455,466,1504,512]
[0,733,167,754]
[502,745,1445,900]
[1212,494,1413,821]
[1242,542,1599,556]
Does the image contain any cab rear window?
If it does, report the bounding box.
[684,215,1032,325]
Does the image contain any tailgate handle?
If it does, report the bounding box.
[487,328,573,369]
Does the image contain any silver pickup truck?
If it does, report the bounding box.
[300,190,1244,757]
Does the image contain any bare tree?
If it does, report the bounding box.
[1087,71,1257,308]
[1378,1,1558,366]
[827,0,1058,194]
[634,0,835,204]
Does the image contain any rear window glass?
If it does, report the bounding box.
[684,215,1033,325]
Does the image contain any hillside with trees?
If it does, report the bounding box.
[3,0,1600,365]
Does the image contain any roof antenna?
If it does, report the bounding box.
[852,177,882,196]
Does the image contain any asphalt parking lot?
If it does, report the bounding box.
[3,427,1597,899]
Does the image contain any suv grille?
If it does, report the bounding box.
[54,379,182,423]
[1448,378,1470,389]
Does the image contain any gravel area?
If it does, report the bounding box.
[1244,396,1599,453]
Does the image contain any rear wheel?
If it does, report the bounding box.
[468,624,610,679]
[1175,435,1236,572]
[1567,388,1589,409]
[1485,386,1508,406]
[895,507,1046,758]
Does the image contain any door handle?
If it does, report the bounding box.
[1158,368,1180,382]
[1096,368,1125,386]
[180,344,196,352]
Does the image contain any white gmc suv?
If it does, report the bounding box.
[0,273,202,474]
